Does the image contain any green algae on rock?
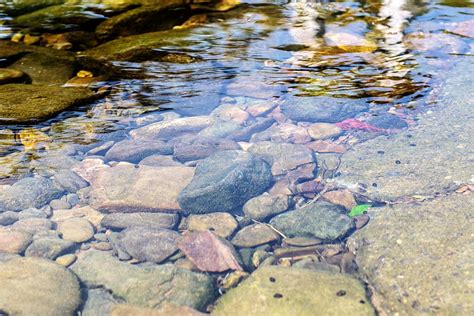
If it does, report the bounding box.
[212,266,374,316]
[0,84,96,123]
[0,256,81,316]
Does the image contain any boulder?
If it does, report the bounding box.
[178,150,273,214]
[213,266,374,315]
[0,257,81,316]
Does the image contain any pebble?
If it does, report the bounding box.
[56,254,77,267]
[92,242,113,251]
[0,211,19,225]
[184,212,238,238]
[50,198,71,210]
[59,218,95,243]
[117,227,181,263]
[178,150,273,214]
[232,224,281,248]
[243,193,290,221]
[25,237,76,260]
[11,218,53,235]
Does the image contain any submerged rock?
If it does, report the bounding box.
[281,96,368,123]
[117,226,181,263]
[96,2,190,41]
[24,237,75,259]
[72,250,214,310]
[0,229,32,254]
[101,212,180,230]
[183,212,238,238]
[178,150,273,214]
[213,266,374,315]
[269,202,354,241]
[248,141,316,176]
[242,193,290,221]
[0,176,64,211]
[105,139,173,163]
[130,116,216,140]
[178,231,242,272]
[58,217,95,243]
[0,84,96,123]
[231,224,280,248]
[350,194,474,315]
[89,163,194,213]
[0,256,81,316]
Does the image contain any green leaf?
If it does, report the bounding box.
[349,204,371,217]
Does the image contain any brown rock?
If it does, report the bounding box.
[308,123,343,140]
[307,140,346,153]
[89,163,194,213]
[0,229,32,254]
[178,231,242,272]
[184,212,238,238]
[322,190,357,210]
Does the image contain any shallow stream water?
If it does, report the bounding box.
[0,0,472,314]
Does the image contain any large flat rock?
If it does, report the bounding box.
[349,193,474,315]
[89,163,194,213]
[72,250,214,311]
[0,84,96,123]
[213,266,374,315]
[335,60,474,201]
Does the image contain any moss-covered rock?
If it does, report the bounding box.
[0,84,96,123]
[0,40,76,85]
[212,266,374,315]
[1,0,65,17]
[95,1,191,41]
[78,28,202,76]
[14,4,106,32]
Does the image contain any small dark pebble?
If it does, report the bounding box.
[377,150,384,154]
[395,160,401,164]
[269,277,276,283]
[360,300,366,304]
[336,290,346,297]
[273,293,283,299]
[409,143,417,147]
[209,227,215,231]
[372,183,377,187]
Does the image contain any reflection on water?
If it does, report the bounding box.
[0,0,472,178]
